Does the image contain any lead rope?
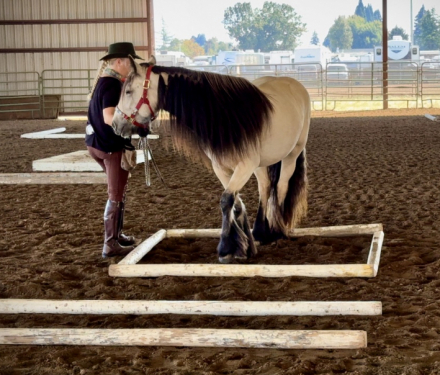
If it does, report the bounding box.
[138,136,168,188]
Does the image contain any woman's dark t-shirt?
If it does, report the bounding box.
[85,77,131,153]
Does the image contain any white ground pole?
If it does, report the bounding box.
[20,127,67,137]
[0,328,367,349]
[32,150,149,172]
[0,299,382,316]
[367,231,385,277]
[109,224,385,278]
[21,127,160,140]
[425,114,438,121]
[0,172,107,184]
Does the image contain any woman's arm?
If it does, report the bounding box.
[103,107,115,126]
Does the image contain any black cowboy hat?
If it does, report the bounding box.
[100,42,144,61]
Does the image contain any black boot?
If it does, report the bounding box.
[102,200,135,258]
[117,198,137,246]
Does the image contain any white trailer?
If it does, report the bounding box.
[374,36,420,62]
[293,45,332,67]
[155,51,192,67]
[267,51,295,65]
[214,50,265,66]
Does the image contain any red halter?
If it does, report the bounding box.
[116,65,156,128]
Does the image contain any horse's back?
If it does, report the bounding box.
[252,76,311,166]
[253,76,310,109]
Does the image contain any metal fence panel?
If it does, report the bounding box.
[0,71,41,119]
[0,62,439,118]
[421,62,440,108]
[41,69,94,114]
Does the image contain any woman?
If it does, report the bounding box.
[86,42,148,258]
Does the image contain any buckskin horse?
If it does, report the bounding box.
[112,57,311,264]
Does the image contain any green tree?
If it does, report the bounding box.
[192,34,207,48]
[204,38,234,55]
[353,0,381,22]
[168,38,183,52]
[181,39,205,58]
[414,5,427,45]
[417,9,440,50]
[373,10,381,21]
[327,16,353,51]
[223,1,306,52]
[388,26,409,41]
[159,18,173,50]
[310,31,319,45]
[348,15,382,48]
[169,37,233,56]
[365,4,374,22]
[354,0,366,19]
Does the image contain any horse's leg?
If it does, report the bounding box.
[211,164,235,262]
[252,167,280,244]
[232,194,257,260]
[213,161,256,263]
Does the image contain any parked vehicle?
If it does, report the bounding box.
[326,64,349,80]
[214,50,265,66]
[155,51,192,67]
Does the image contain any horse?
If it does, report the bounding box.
[112,57,311,264]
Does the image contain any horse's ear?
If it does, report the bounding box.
[128,55,138,74]
[148,55,156,65]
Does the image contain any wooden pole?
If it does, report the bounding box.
[21,129,159,139]
[0,328,367,349]
[166,224,383,239]
[146,0,155,57]
[110,263,375,278]
[0,173,107,184]
[382,0,388,109]
[0,299,382,316]
[20,127,66,137]
[119,229,167,265]
[367,231,385,277]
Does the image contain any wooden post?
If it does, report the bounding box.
[0,299,382,316]
[110,264,375,278]
[0,328,367,349]
[382,0,388,109]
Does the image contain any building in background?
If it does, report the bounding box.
[0,0,155,118]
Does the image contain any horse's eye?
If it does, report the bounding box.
[125,90,132,95]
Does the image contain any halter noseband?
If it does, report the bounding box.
[116,65,156,128]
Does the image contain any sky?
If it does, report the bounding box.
[153,0,439,48]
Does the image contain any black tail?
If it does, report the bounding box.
[267,150,308,234]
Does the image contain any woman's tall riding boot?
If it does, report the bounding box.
[117,198,137,246]
[102,200,135,258]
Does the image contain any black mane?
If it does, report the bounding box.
[143,64,273,162]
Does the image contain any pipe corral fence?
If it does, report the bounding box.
[0,61,439,119]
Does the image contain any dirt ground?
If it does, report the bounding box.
[1,108,440,374]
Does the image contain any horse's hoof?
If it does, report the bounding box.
[234,255,247,261]
[218,254,233,263]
